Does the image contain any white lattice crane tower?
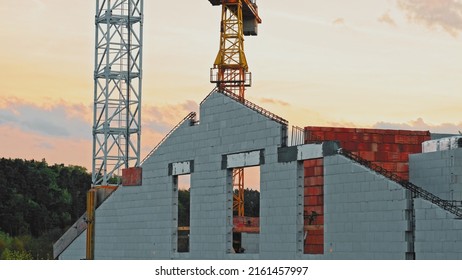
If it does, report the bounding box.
[92,0,143,186]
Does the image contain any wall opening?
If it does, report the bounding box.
[232,166,260,254]
[174,174,190,253]
[303,158,324,254]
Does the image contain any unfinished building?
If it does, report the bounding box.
[54,90,462,260]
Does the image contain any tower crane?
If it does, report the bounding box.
[87,0,144,260]
[209,0,261,217]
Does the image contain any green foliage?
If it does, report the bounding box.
[0,231,12,255]
[0,232,32,260]
[178,190,190,227]
[107,175,122,185]
[233,188,260,217]
[0,158,91,259]
[1,248,33,260]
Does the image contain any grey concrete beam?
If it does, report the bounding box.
[222,149,264,169]
[168,160,194,176]
[278,141,340,162]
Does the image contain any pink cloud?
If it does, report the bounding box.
[398,0,462,36]
[0,98,199,168]
[143,100,198,133]
[0,124,92,168]
[0,98,92,139]
[303,118,461,135]
[373,117,461,134]
[141,100,199,160]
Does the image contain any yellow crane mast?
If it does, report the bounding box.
[209,0,261,217]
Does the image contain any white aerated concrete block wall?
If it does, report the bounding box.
[242,233,259,254]
[322,155,409,260]
[410,149,462,259]
[260,160,301,259]
[59,91,296,260]
[410,149,462,201]
[414,198,462,259]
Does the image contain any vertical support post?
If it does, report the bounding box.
[405,190,416,260]
[86,189,96,260]
[233,168,245,217]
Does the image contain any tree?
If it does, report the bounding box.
[178,190,190,227]
[0,158,91,259]
[233,188,260,217]
[1,248,33,260]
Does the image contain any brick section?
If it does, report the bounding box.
[302,127,430,256]
[122,167,142,186]
[233,217,259,233]
[304,158,324,254]
[304,127,431,180]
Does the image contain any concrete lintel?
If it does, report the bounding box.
[278,141,340,162]
[297,143,323,160]
[168,160,194,176]
[225,150,264,169]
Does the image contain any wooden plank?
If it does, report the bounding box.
[53,186,118,259]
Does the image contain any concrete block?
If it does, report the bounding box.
[425,209,437,220]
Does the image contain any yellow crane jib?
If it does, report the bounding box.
[209,0,261,101]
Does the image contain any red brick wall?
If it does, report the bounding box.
[304,158,324,254]
[304,127,430,180]
[302,127,431,254]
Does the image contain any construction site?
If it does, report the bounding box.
[53,0,462,260]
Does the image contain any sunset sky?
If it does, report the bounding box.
[0,0,461,170]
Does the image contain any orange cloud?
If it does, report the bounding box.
[332,18,345,25]
[258,98,290,107]
[378,11,397,26]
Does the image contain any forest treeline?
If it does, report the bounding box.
[0,158,91,259]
